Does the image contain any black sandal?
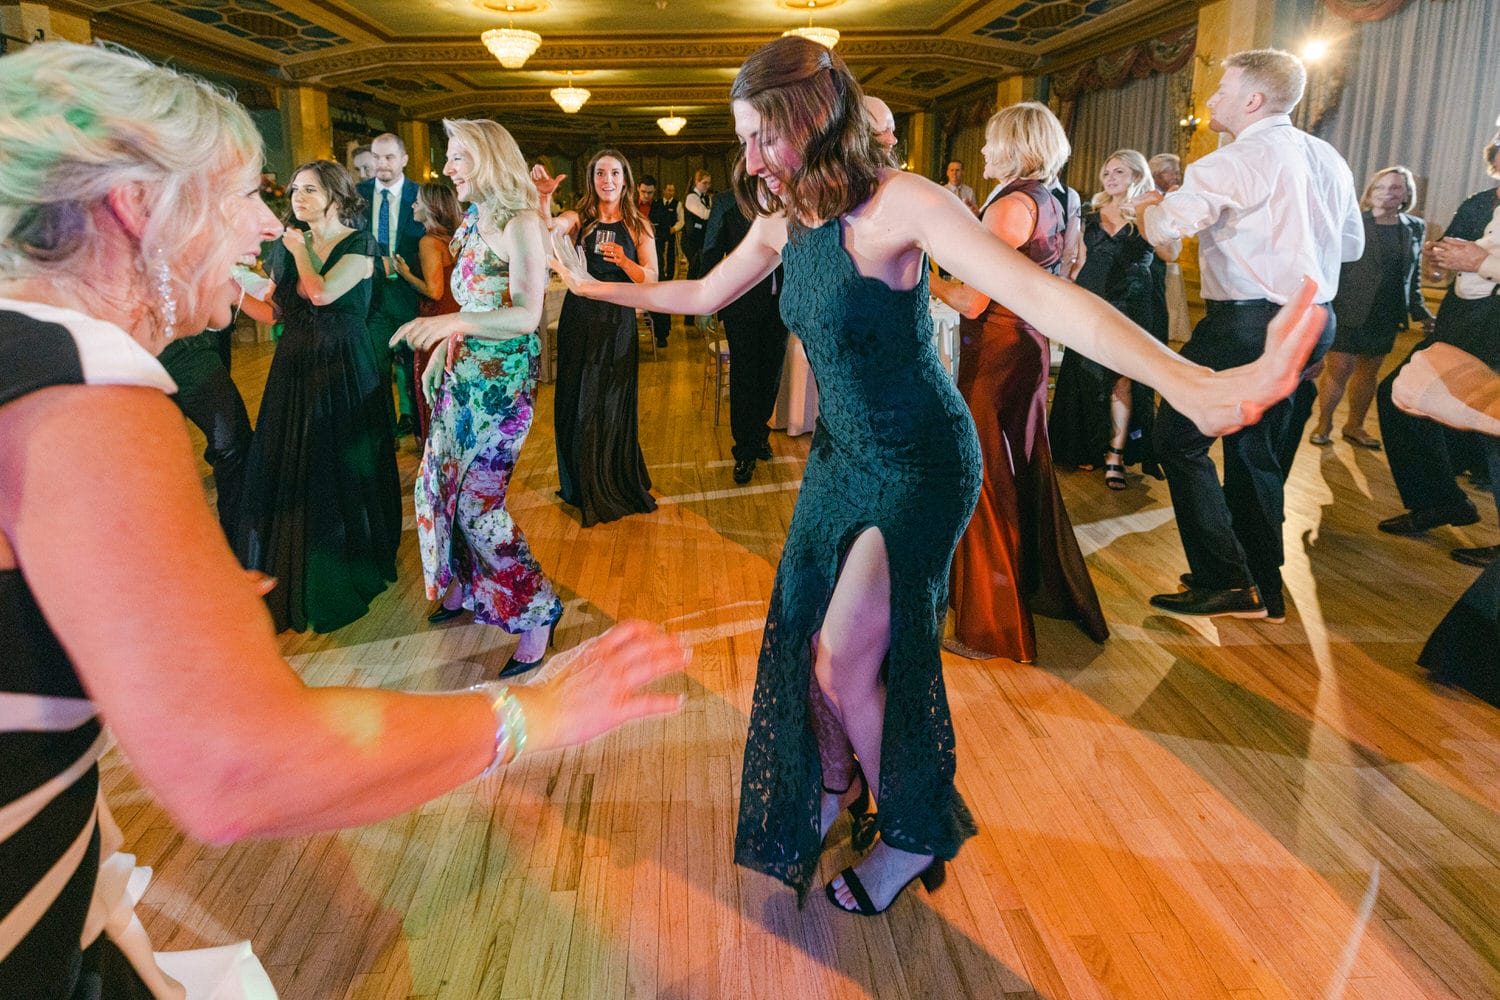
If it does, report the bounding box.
[821,771,876,852]
[1103,448,1127,491]
[825,858,946,916]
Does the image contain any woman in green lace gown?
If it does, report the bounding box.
[552,36,1330,913]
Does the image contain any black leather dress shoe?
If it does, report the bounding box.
[755,442,774,460]
[1179,572,1195,588]
[1378,502,1480,536]
[1149,586,1267,619]
[733,458,755,484]
[1452,544,1500,568]
[395,414,415,437]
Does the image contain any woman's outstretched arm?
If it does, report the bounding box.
[0,385,687,843]
[901,172,1325,436]
[551,213,783,316]
[389,213,550,351]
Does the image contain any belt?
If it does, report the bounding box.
[1205,298,1275,308]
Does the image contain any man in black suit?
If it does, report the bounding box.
[659,182,680,280]
[702,191,788,484]
[637,174,675,348]
[1375,129,1500,567]
[357,132,425,436]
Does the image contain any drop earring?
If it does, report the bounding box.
[153,248,178,341]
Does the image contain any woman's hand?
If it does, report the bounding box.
[391,313,470,353]
[391,253,414,281]
[424,339,448,402]
[598,240,626,269]
[530,164,568,200]
[281,228,307,255]
[1190,277,1327,436]
[511,621,688,755]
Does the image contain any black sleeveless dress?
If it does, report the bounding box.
[234,230,402,633]
[1048,211,1167,472]
[732,221,983,899]
[0,302,174,997]
[554,220,657,526]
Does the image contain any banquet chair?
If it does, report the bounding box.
[702,338,730,425]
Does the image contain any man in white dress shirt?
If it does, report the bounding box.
[1134,49,1363,621]
[943,160,978,215]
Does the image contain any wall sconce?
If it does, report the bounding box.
[1178,111,1202,133]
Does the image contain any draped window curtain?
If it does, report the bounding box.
[1322,0,1500,232]
[1065,71,1180,201]
[949,126,988,205]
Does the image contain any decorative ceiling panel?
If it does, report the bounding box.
[80,0,1193,142]
[972,0,1135,45]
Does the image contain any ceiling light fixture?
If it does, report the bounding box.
[551,71,591,113]
[657,107,686,136]
[783,1,839,49]
[480,5,541,69]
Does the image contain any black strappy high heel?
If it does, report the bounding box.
[1103,447,1127,491]
[825,858,945,916]
[499,613,561,679]
[821,771,876,852]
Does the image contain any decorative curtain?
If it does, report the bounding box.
[1065,70,1181,199]
[1324,0,1414,20]
[1049,23,1197,139]
[1322,0,1500,231]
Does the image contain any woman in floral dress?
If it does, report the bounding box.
[390,118,562,676]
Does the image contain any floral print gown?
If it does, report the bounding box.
[414,208,562,632]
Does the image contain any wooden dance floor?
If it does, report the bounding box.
[102,325,1500,999]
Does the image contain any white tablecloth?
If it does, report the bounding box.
[771,299,962,437]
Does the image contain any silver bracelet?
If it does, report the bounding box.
[470,681,529,776]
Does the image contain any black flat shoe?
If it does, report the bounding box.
[427,601,465,624]
[825,858,945,916]
[499,613,561,678]
[732,458,755,484]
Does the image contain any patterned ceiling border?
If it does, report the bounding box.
[285,36,1038,82]
[407,86,735,118]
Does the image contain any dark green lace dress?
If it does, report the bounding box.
[733,219,983,898]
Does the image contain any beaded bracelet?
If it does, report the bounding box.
[470,681,529,776]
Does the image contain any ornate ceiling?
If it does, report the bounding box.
[65,0,1196,143]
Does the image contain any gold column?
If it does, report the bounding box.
[280,85,332,168]
[1,2,92,44]
[397,119,433,181]
[905,111,936,178]
[995,75,1037,110]
[1178,0,1276,306]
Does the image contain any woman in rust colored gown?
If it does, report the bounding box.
[930,102,1107,662]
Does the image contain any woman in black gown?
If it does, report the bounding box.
[1048,149,1170,488]
[539,150,659,526]
[234,160,401,632]
[552,37,1330,915]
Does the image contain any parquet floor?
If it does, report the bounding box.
[99,320,1500,999]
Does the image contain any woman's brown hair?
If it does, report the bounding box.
[574,148,652,249]
[416,181,463,236]
[729,35,886,224]
[286,159,366,230]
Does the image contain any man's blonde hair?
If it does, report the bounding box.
[1223,49,1306,113]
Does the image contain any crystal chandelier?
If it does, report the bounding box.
[551,71,591,113]
[481,27,542,69]
[783,1,839,49]
[657,108,686,136]
[480,5,541,68]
